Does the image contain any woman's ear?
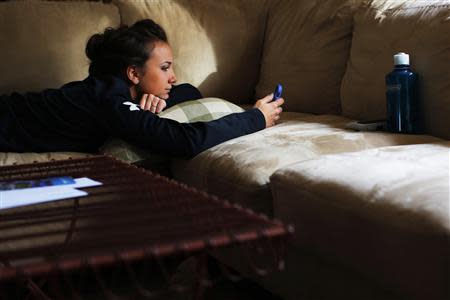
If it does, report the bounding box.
[126,66,140,85]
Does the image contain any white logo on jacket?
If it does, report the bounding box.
[122,101,140,111]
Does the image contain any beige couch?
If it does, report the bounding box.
[1,0,449,299]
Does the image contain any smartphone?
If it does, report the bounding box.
[272,84,283,102]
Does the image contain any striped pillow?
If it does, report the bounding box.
[100,98,245,166]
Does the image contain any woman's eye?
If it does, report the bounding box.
[161,66,169,71]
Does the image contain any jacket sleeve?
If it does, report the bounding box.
[105,99,266,159]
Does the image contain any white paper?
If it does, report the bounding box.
[0,177,102,210]
[63,177,102,189]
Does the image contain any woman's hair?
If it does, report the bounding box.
[85,19,168,79]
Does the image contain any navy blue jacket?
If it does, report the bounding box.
[0,76,265,158]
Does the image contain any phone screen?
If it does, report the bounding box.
[272,84,283,101]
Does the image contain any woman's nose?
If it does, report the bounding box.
[169,71,177,84]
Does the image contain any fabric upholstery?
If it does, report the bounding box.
[0,1,120,94]
[270,141,450,299]
[172,113,442,215]
[256,0,363,114]
[340,0,450,139]
[113,0,270,104]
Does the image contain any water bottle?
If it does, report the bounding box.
[385,52,419,133]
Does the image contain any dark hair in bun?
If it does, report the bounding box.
[85,19,168,79]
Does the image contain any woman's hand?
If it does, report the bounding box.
[254,94,284,128]
[139,94,167,114]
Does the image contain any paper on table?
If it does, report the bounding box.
[67,177,102,189]
[0,177,102,210]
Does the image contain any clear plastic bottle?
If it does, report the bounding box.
[385,52,419,133]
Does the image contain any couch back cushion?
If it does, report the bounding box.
[0,1,120,95]
[113,0,270,104]
[255,0,362,114]
[340,0,450,139]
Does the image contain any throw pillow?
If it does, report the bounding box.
[160,97,244,122]
[99,97,245,167]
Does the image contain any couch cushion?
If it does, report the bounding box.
[113,0,270,104]
[0,1,120,94]
[270,142,450,299]
[255,0,363,114]
[171,113,442,215]
[0,152,93,167]
[340,0,450,139]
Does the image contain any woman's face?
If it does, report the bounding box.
[136,41,177,100]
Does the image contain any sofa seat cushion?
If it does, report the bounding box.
[0,152,93,167]
[171,113,442,215]
[270,142,450,299]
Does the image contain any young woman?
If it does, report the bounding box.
[0,19,283,158]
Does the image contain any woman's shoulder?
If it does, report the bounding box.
[84,75,131,100]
